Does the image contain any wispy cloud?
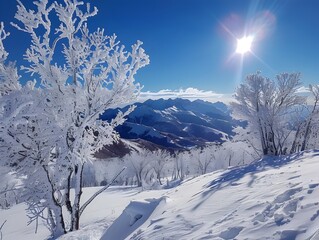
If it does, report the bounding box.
[138,88,234,104]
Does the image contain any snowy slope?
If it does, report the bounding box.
[1,151,319,240]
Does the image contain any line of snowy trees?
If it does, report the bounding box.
[0,0,148,237]
[231,71,319,156]
[0,140,253,212]
[91,141,255,189]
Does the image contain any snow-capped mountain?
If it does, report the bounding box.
[101,98,244,149]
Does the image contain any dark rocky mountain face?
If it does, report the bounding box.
[100,98,244,150]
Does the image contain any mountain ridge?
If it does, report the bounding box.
[101,98,244,150]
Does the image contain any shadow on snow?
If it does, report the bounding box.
[192,150,317,211]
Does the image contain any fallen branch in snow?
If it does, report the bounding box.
[79,167,126,217]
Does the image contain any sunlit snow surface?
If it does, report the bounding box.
[1,151,319,240]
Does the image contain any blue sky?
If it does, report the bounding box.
[1,0,319,96]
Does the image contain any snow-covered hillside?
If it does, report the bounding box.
[100,98,245,150]
[1,151,319,240]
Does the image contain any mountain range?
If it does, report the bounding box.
[100,98,244,151]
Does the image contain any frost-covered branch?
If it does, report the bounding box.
[0,22,10,63]
[0,220,7,240]
[79,166,126,217]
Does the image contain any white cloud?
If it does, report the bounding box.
[296,86,310,94]
[137,85,314,105]
[138,87,234,104]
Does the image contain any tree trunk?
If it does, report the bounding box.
[263,126,278,156]
[157,172,162,185]
[52,205,66,237]
[258,119,267,156]
[43,166,66,235]
[65,168,73,216]
[137,170,142,187]
[71,164,84,231]
[301,118,312,151]
[290,124,302,154]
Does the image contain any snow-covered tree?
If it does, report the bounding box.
[149,149,171,185]
[300,85,319,151]
[290,84,319,152]
[0,0,149,237]
[190,146,216,175]
[124,149,152,187]
[171,151,190,181]
[231,72,305,156]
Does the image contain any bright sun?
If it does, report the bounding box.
[236,36,253,54]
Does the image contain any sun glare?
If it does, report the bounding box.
[236,36,253,54]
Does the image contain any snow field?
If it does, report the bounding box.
[1,151,319,240]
